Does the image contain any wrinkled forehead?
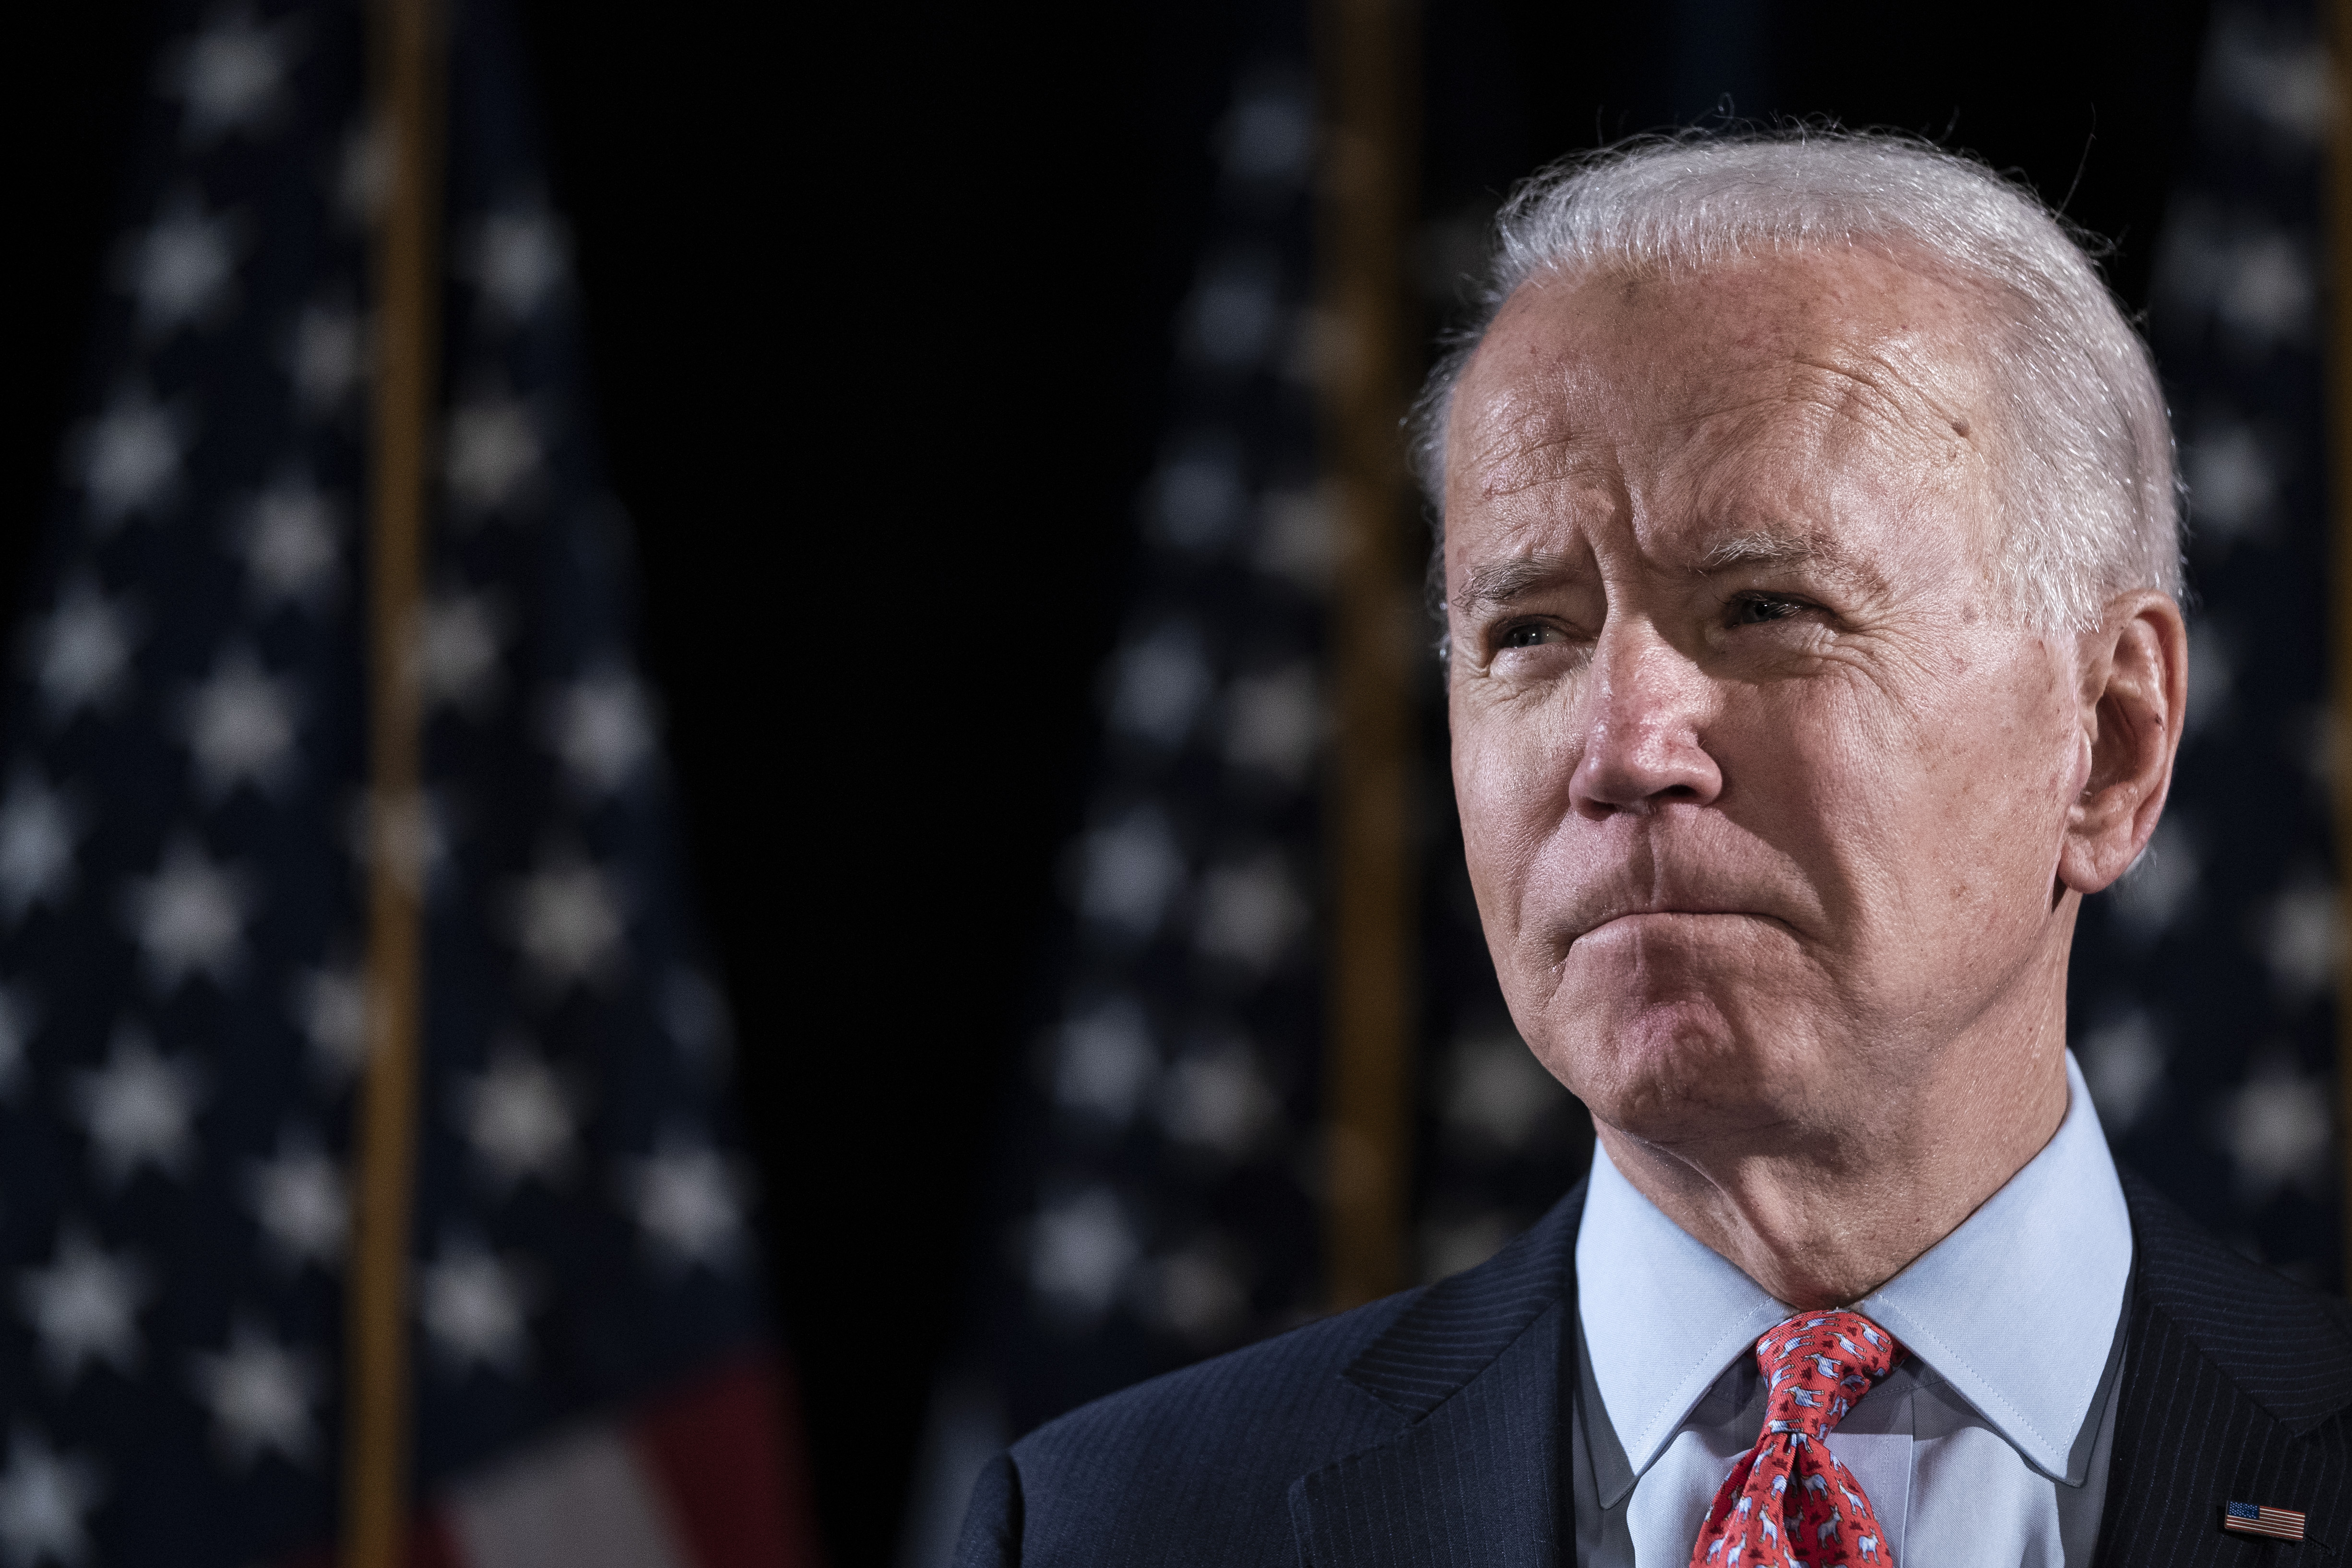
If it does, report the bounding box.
[1444,249,2003,527]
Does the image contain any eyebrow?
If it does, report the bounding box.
[1699,529,1878,593]
[1450,530,1855,614]
[1697,531,1820,570]
[1451,553,1576,612]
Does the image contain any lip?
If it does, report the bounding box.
[1571,908,1782,941]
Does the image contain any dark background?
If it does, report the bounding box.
[10,2,2216,1561]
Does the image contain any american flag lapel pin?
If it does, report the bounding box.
[2222,1500,2307,1542]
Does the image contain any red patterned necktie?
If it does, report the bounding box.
[1688,1309,1904,1568]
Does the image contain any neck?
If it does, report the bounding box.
[1592,979,2073,1310]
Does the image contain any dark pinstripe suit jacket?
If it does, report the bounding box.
[956,1169,2352,1565]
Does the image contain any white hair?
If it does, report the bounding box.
[1409,131,2183,633]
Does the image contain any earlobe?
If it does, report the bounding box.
[2056,592,2188,896]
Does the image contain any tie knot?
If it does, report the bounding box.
[1754,1309,1902,1439]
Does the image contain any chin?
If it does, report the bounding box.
[1524,989,1797,1145]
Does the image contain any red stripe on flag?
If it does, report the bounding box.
[2222,1502,2306,1541]
[275,1509,466,1568]
[632,1349,824,1568]
[413,1512,468,1568]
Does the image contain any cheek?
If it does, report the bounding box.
[1450,691,1578,922]
[1706,663,2028,911]
[1821,660,2076,928]
[1943,709,2079,897]
[1924,654,2077,818]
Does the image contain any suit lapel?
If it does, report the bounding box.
[1287,1183,1584,1567]
[2095,1171,2352,1562]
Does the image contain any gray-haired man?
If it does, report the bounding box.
[958,132,2352,1566]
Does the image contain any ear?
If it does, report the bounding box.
[2058,590,2188,895]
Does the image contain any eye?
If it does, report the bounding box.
[1727,592,1806,627]
[1496,621,1559,650]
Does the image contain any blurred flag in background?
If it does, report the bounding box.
[0,0,810,1561]
[898,7,1336,1559]
[2069,0,2340,1283]
[975,11,1332,1433]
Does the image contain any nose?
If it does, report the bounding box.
[1568,623,1724,818]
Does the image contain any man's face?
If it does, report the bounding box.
[1444,250,2090,1152]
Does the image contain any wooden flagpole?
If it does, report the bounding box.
[1314,0,1420,1310]
[2328,0,2352,1292]
[342,0,443,1560]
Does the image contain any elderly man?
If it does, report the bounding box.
[956,132,2352,1565]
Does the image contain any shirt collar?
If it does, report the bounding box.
[1577,1049,2133,1483]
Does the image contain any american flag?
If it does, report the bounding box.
[2072,0,2339,1284]
[0,0,801,1563]
[2222,1499,2307,1541]
[965,4,1330,1440]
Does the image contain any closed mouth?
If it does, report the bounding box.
[1574,909,1781,940]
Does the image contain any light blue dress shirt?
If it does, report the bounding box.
[1571,1051,2133,1566]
